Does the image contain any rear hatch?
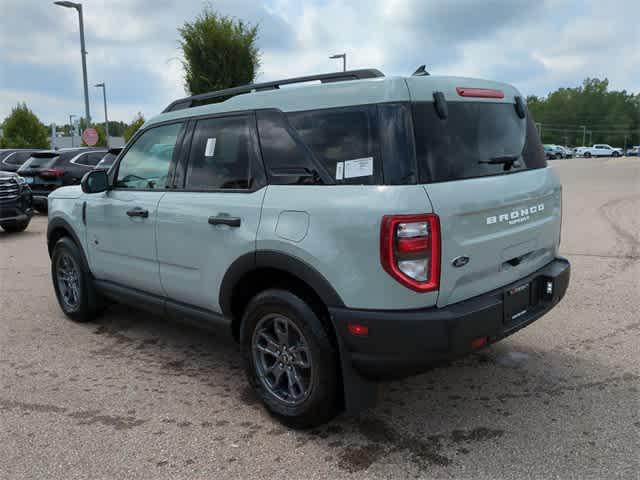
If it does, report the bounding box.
[406,78,562,307]
[17,152,64,193]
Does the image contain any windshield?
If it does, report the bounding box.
[412,101,546,183]
[3,151,34,165]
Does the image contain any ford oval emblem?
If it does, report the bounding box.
[452,256,470,268]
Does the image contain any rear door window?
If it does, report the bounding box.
[20,154,59,170]
[287,106,380,185]
[3,151,34,166]
[185,115,259,190]
[412,102,546,183]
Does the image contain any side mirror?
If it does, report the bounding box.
[81,169,109,194]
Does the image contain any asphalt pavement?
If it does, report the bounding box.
[1,156,638,479]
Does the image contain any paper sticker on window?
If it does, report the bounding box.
[344,157,373,178]
[205,138,216,157]
[335,161,344,180]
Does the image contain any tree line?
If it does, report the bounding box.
[527,78,640,148]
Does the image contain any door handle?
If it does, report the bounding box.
[208,215,241,227]
[126,208,149,218]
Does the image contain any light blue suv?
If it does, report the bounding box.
[47,69,570,427]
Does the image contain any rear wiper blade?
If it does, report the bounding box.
[479,155,521,171]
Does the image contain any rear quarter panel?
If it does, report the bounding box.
[258,185,438,310]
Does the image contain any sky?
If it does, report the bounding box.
[1,0,639,125]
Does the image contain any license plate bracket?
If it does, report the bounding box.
[504,282,531,325]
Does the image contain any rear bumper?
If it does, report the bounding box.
[330,257,570,380]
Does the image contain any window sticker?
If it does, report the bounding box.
[335,161,344,180]
[204,138,217,157]
[344,157,373,178]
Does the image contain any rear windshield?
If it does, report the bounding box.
[96,152,117,168]
[3,151,34,165]
[21,154,59,169]
[412,102,546,183]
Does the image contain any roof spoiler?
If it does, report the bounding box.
[108,147,123,155]
[162,69,385,113]
[31,151,60,158]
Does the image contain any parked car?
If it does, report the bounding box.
[17,148,107,212]
[0,149,40,172]
[0,171,33,232]
[94,147,123,171]
[47,68,570,428]
[581,144,622,158]
[624,146,639,156]
[543,144,559,160]
[558,146,573,158]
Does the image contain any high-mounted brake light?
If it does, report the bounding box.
[380,214,440,292]
[456,87,504,99]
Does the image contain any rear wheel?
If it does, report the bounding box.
[241,289,339,429]
[51,237,99,322]
[1,220,30,233]
[584,152,591,158]
[612,151,620,157]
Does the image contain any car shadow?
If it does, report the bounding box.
[82,304,637,476]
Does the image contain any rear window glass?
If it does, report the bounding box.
[96,152,117,168]
[412,102,546,183]
[287,106,380,185]
[21,154,59,169]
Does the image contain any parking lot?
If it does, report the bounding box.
[0,156,638,479]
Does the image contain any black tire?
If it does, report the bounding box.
[584,152,591,158]
[240,289,339,429]
[51,237,99,323]
[1,220,30,233]
[612,151,620,157]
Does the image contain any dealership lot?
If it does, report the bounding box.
[1,157,638,479]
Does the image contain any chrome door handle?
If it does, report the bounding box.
[208,215,241,227]
[126,208,149,218]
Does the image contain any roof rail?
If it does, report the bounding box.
[162,68,385,113]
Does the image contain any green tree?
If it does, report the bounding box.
[179,6,260,96]
[0,103,50,148]
[123,113,145,142]
[527,78,640,147]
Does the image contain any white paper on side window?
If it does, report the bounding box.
[335,161,344,180]
[344,157,373,178]
[204,138,216,157]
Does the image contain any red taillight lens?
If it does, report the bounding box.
[347,323,369,337]
[380,214,440,292]
[456,87,504,99]
[40,168,65,178]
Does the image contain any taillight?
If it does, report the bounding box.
[40,168,65,178]
[380,214,440,292]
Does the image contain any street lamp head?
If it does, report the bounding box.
[54,1,80,9]
[329,54,345,59]
[94,83,105,88]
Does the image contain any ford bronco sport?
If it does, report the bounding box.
[47,69,570,428]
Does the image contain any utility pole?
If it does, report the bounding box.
[69,114,76,147]
[54,2,91,127]
[535,122,542,140]
[94,82,109,147]
[329,53,346,72]
[588,131,593,145]
[581,125,587,146]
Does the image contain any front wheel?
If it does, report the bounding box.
[612,151,620,157]
[240,289,339,429]
[584,152,592,158]
[51,237,99,323]
[1,220,30,233]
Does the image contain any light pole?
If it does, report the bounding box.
[581,125,586,146]
[94,82,109,147]
[69,114,76,147]
[329,53,346,72]
[588,131,593,145]
[54,1,91,128]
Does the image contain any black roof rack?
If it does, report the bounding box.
[162,68,385,113]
